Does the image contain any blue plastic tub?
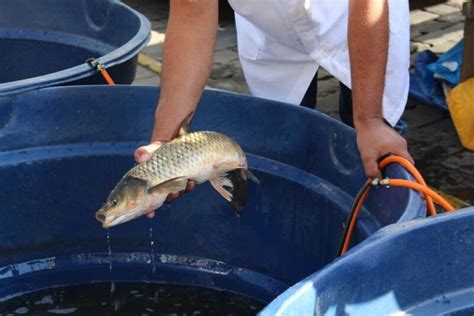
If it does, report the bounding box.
[262,207,474,315]
[0,86,425,308]
[0,0,150,96]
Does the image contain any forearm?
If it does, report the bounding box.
[152,0,218,142]
[348,0,388,128]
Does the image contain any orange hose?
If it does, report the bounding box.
[339,155,456,256]
[100,69,115,85]
[341,186,370,254]
[386,179,455,212]
[379,156,436,216]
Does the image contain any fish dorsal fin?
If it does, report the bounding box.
[148,177,188,195]
[178,112,195,136]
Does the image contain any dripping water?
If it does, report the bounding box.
[149,227,156,275]
[106,229,112,272]
[106,229,116,313]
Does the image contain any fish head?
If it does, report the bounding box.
[96,176,151,228]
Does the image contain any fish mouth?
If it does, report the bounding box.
[95,209,115,228]
[95,203,147,228]
[95,211,107,224]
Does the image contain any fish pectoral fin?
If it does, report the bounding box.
[210,173,234,202]
[210,169,248,215]
[178,111,195,136]
[148,177,188,195]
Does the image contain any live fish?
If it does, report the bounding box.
[95,114,257,228]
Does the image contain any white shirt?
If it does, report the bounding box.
[227,0,410,126]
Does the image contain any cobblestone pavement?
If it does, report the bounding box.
[126,0,473,206]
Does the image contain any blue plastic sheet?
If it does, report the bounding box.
[409,40,464,111]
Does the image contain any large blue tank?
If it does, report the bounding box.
[261,207,474,315]
[0,86,425,308]
[0,0,150,96]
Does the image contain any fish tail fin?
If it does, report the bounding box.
[210,169,250,215]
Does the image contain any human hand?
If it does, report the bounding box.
[134,141,196,219]
[355,118,414,179]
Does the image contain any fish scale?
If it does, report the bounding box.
[128,132,246,186]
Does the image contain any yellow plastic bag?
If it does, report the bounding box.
[447,77,474,151]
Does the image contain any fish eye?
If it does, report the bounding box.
[111,199,118,207]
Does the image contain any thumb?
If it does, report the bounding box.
[363,155,383,180]
[134,141,164,163]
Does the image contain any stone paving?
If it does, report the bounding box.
[126,0,473,206]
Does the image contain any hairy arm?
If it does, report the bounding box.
[348,0,413,178]
[149,0,218,144]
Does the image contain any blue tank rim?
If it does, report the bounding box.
[0,251,288,304]
[81,84,428,224]
[0,1,151,96]
[259,207,474,315]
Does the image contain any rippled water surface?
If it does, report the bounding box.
[0,282,265,315]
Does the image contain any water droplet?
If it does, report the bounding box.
[109,281,116,314]
[14,307,28,314]
[113,298,120,312]
[47,307,78,314]
[34,294,54,305]
[110,282,116,295]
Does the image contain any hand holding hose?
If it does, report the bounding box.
[355,118,414,179]
[337,155,455,256]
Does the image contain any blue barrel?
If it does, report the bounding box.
[0,86,425,309]
[261,207,474,315]
[0,0,150,96]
